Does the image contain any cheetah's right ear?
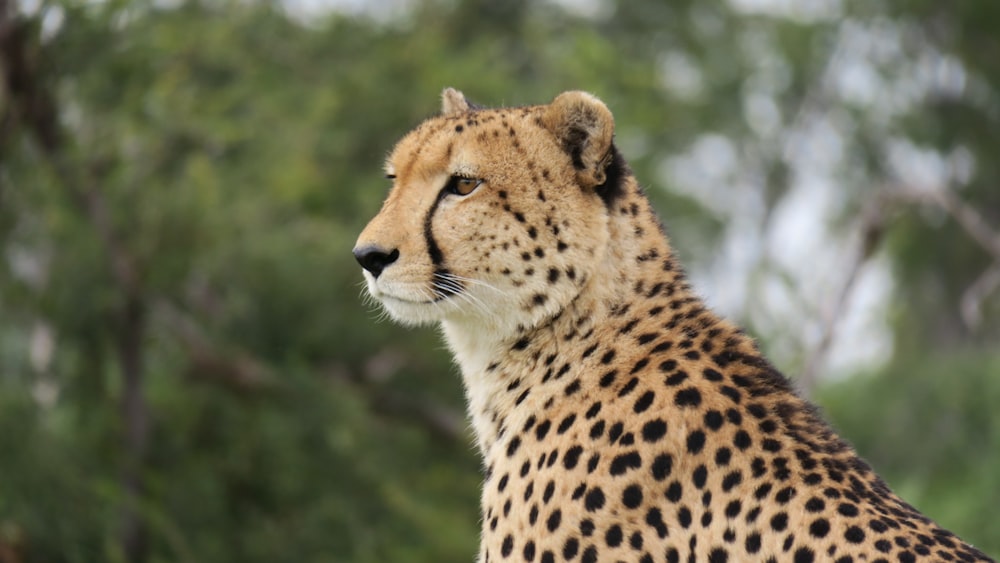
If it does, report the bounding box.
[441,87,472,115]
[542,91,615,189]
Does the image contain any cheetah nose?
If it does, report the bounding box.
[353,245,400,278]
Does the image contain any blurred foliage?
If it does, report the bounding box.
[0,0,997,561]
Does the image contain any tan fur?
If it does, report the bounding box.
[354,90,993,563]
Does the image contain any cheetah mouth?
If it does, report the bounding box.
[377,293,436,306]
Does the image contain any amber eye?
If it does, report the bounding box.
[445,175,483,196]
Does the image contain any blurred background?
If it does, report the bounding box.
[1,0,998,561]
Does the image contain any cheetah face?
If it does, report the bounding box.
[354,89,617,337]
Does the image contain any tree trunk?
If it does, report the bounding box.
[117,297,148,563]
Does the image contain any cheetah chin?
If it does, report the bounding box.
[354,89,994,563]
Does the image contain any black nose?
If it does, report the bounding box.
[353,245,400,278]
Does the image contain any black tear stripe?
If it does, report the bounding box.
[424,189,463,300]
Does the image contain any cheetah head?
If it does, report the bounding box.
[354,89,622,340]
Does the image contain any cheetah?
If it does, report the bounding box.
[353,89,994,563]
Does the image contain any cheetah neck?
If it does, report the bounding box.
[442,178,749,457]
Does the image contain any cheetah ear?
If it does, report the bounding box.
[542,91,615,189]
[441,87,472,115]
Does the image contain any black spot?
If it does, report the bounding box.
[709,547,728,563]
[506,436,521,457]
[630,531,644,550]
[805,497,825,513]
[564,379,581,396]
[641,419,667,443]
[703,368,723,381]
[715,447,732,466]
[704,410,724,430]
[794,547,815,563]
[659,360,678,373]
[589,420,606,440]
[745,532,762,554]
[637,333,658,345]
[608,422,624,443]
[754,483,773,500]
[720,385,741,403]
[674,387,701,407]
[721,470,742,492]
[845,526,865,544]
[686,430,706,454]
[557,414,576,434]
[523,541,536,561]
[838,503,859,517]
[678,506,692,528]
[547,268,560,283]
[501,534,514,557]
[771,512,789,532]
[581,545,597,563]
[733,430,752,450]
[693,465,708,488]
[584,487,606,512]
[601,350,616,364]
[535,420,551,440]
[726,409,743,425]
[630,358,650,374]
[563,446,583,469]
[546,509,562,532]
[562,537,578,560]
[646,507,668,538]
[634,390,656,413]
[665,481,682,502]
[809,518,831,538]
[610,451,642,476]
[617,377,639,397]
[622,484,643,509]
[605,524,623,548]
[725,500,742,518]
[775,486,796,504]
[651,454,673,481]
[543,481,555,503]
[665,372,688,386]
[870,519,889,533]
[599,370,618,387]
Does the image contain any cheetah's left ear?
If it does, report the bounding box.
[542,91,615,189]
[441,87,472,115]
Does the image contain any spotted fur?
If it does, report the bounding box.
[354,89,993,563]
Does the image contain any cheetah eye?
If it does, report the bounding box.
[444,175,483,197]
